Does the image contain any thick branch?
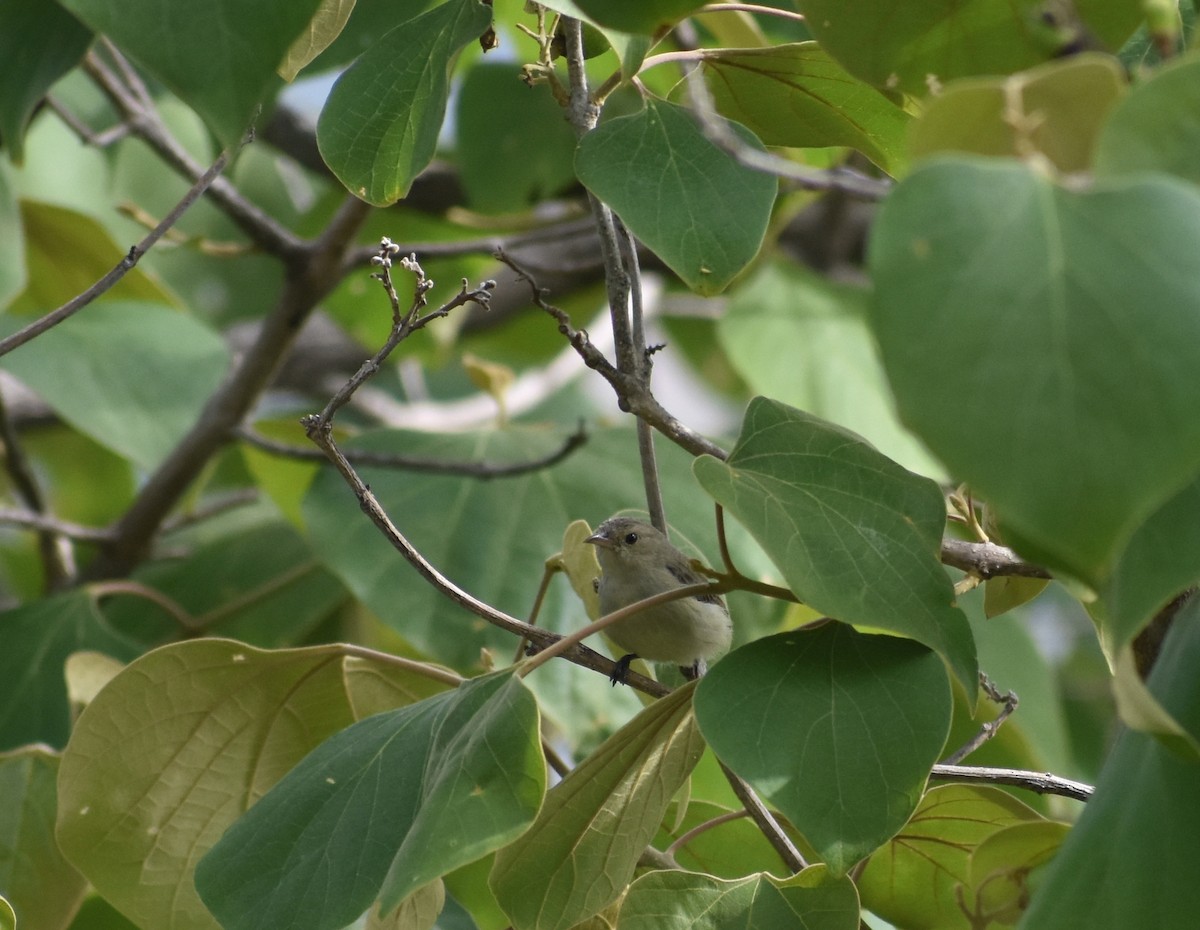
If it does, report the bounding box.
[940,538,1051,579]
[930,764,1092,802]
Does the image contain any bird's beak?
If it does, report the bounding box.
[584,531,612,549]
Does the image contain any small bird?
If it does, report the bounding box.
[585,516,732,685]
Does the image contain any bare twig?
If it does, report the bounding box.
[236,422,588,479]
[941,673,1020,765]
[159,489,261,536]
[665,809,749,859]
[940,538,1051,580]
[718,760,809,872]
[0,148,231,359]
[929,764,1092,802]
[87,580,200,633]
[0,509,114,544]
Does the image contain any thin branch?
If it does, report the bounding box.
[940,538,1052,580]
[45,95,132,147]
[82,48,304,261]
[718,761,809,872]
[236,422,588,479]
[0,148,231,359]
[700,2,807,21]
[673,33,891,199]
[665,809,749,858]
[495,249,728,460]
[941,673,1020,765]
[0,509,114,544]
[929,764,1093,802]
[87,580,201,633]
[159,489,261,536]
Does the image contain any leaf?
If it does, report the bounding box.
[718,261,943,477]
[696,626,952,875]
[0,0,91,163]
[58,0,325,145]
[0,897,11,930]
[1110,643,1200,762]
[490,682,705,930]
[1095,52,1200,187]
[910,53,1126,173]
[0,301,229,471]
[618,866,860,930]
[967,821,1068,925]
[1096,475,1200,655]
[316,0,492,206]
[858,785,1046,930]
[279,0,357,81]
[0,592,139,751]
[1019,599,1200,929]
[792,0,1140,96]
[456,63,579,215]
[0,748,88,930]
[57,639,452,930]
[693,397,978,692]
[196,671,543,930]
[983,575,1050,619]
[570,0,706,34]
[13,200,177,313]
[0,173,25,312]
[703,43,911,175]
[574,97,776,295]
[868,159,1200,584]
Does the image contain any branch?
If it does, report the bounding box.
[236,422,589,479]
[941,673,1020,765]
[0,147,231,359]
[495,250,728,460]
[929,764,1093,803]
[0,509,113,543]
[82,45,304,260]
[940,538,1052,579]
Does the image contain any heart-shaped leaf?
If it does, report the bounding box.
[869,159,1200,583]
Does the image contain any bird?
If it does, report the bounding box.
[585,516,732,685]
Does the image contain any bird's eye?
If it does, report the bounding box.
[624,532,639,545]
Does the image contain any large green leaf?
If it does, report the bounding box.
[718,261,941,477]
[57,639,452,930]
[1095,52,1200,187]
[703,42,910,175]
[910,54,1125,173]
[575,97,776,295]
[696,626,952,875]
[0,592,139,751]
[0,748,87,930]
[58,0,324,146]
[571,0,705,34]
[0,0,90,163]
[618,866,860,930]
[196,671,543,930]
[490,682,704,930]
[859,785,1048,930]
[869,159,1200,584]
[0,300,229,471]
[792,0,1140,96]
[693,397,977,692]
[316,0,492,205]
[1019,598,1200,929]
[456,63,579,214]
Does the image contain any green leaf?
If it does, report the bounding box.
[0,0,91,163]
[456,63,579,214]
[58,0,325,146]
[1019,599,1200,929]
[490,682,705,930]
[703,43,911,175]
[0,897,11,930]
[693,397,977,692]
[718,261,943,477]
[619,866,860,930]
[0,592,139,751]
[278,0,357,81]
[0,171,24,311]
[1095,52,1200,187]
[0,748,88,930]
[696,626,952,875]
[910,53,1125,173]
[0,301,229,471]
[575,97,776,295]
[968,821,1068,925]
[196,671,543,930]
[792,0,1140,96]
[316,0,492,206]
[57,639,451,930]
[1096,475,1200,655]
[571,0,706,34]
[859,785,1047,930]
[13,200,177,314]
[868,159,1200,583]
